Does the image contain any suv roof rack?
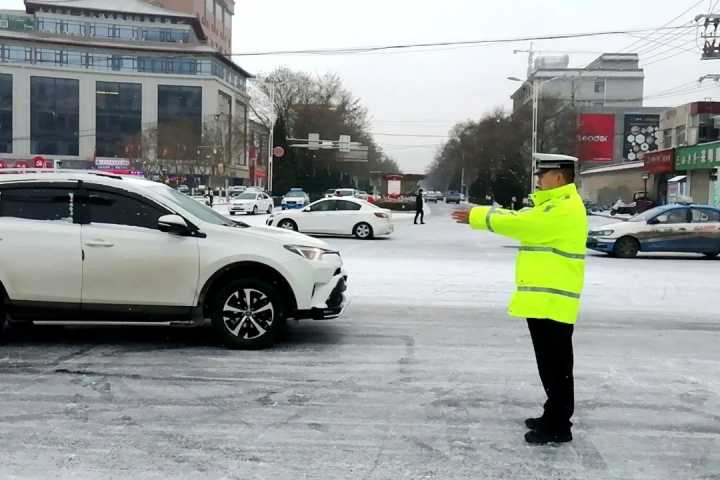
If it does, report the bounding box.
[0,168,125,180]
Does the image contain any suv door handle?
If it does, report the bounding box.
[85,240,115,248]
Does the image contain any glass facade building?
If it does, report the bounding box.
[30,76,79,156]
[96,82,142,158]
[158,85,202,160]
[0,74,11,153]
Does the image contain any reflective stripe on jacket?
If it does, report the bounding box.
[469,183,588,324]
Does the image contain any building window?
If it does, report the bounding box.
[675,125,686,146]
[205,0,213,22]
[662,128,673,148]
[0,74,11,153]
[96,82,142,158]
[158,85,202,160]
[594,79,605,94]
[235,100,247,166]
[31,76,79,156]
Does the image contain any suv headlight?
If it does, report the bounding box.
[590,229,614,236]
[284,245,337,260]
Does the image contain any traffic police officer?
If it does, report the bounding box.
[452,154,588,445]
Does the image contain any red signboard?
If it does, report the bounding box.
[0,161,6,169]
[643,148,675,174]
[15,161,29,169]
[577,114,615,163]
[32,156,45,168]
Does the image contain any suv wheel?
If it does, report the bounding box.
[353,222,374,240]
[267,204,273,214]
[252,205,258,215]
[277,219,298,231]
[211,278,284,349]
[614,237,639,258]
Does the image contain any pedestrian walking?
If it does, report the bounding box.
[451,154,588,445]
[206,188,215,207]
[414,188,425,224]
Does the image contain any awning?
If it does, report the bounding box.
[668,175,687,182]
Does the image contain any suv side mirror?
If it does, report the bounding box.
[303,207,312,212]
[158,214,191,235]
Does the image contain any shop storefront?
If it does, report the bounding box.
[676,141,720,207]
[643,148,675,205]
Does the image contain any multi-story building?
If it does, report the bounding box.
[148,0,234,54]
[511,53,645,111]
[0,0,252,186]
[661,102,720,206]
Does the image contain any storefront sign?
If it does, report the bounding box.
[623,114,660,162]
[643,148,675,174]
[577,114,615,163]
[676,141,720,170]
[95,157,130,169]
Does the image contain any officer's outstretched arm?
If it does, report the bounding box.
[468,206,565,244]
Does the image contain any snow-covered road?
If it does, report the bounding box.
[0,202,717,479]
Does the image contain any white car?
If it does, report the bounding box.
[281,190,311,210]
[267,197,393,240]
[325,188,358,199]
[587,204,720,258]
[0,171,348,349]
[229,191,274,215]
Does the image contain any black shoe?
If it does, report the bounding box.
[525,417,544,430]
[524,429,572,445]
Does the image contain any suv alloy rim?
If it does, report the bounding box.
[222,288,275,339]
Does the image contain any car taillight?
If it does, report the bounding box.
[374,212,389,219]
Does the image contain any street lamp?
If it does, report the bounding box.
[508,75,567,193]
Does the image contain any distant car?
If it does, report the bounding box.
[176,185,190,195]
[227,185,246,195]
[267,197,394,240]
[445,191,462,204]
[587,204,720,258]
[357,191,370,201]
[229,191,274,215]
[425,191,440,203]
[325,188,357,198]
[282,188,310,210]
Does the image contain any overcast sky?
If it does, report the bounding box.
[1,0,716,172]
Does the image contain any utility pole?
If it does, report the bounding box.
[267,82,275,193]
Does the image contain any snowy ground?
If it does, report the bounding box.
[0,203,718,479]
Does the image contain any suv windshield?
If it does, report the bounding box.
[286,192,305,197]
[151,185,244,227]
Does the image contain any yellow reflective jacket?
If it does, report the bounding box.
[469,183,588,324]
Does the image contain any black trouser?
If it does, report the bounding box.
[527,318,574,432]
[414,209,424,224]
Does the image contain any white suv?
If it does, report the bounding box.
[0,172,348,349]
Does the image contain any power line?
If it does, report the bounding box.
[226,25,694,57]
[641,47,698,67]
[640,38,699,62]
[633,25,698,56]
[619,0,705,52]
